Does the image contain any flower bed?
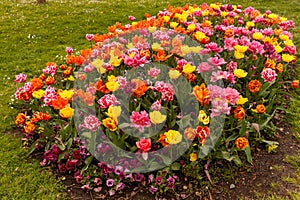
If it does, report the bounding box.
[13,2,298,195]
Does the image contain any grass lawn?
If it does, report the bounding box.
[0,0,299,199]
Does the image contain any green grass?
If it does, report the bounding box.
[0,134,66,199]
[0,0,300,199]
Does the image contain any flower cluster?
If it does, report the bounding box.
[13,2,298,196]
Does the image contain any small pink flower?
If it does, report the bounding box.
[43,64,57,76]
[85,34,94,41]
[152,81,174,101]
[65,47,73,54]
[81,114,101,132]
[128,15,136,21]
[224,87,240,105]
[224,38,237,51]
[261,68,277,83]
[211,99,231,118]
[148,68,161,77]
[130,111,151,132]
[136,138,151,152]
[177,59,188,67]
[208,57,226,67]
[116,76,127,89]
[43,86,57,106]
[14,73,27,83]
[84,64,94,73]
[151,100,162,111]
[196,62,212,73]
[226,61,237,71]
[205,42,223,53]
[98,94,119,108]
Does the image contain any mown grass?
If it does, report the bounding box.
[0,134,67,199]
[0,0,299,199]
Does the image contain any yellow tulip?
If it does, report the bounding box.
[165,130,182,144]
[150,111,166,124]
[234,69,248,78]
[198,110,210,125]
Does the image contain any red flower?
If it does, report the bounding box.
[72,150,81,159]
[136,138,151,152]
[195,126,210,145]
[292,80,299,89]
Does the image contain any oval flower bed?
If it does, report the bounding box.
[14,2,298,196]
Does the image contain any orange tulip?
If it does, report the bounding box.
[193,83,210,106]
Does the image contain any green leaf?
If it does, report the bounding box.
[81,156,94,173]
[27,140,38,156]
[157,154,172,166]
[239,120,247,136]
[177,114,191,129]
[220,151,234,161]
[226,133,239,142]
[233,155,242,165]
[118,123,130,129]
[171,162,181,171]
[244,146,253,164]
[81,132,92,139]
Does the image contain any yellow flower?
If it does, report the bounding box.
[187,24,196,32]
[282,54,295,63]
[190,46,202,53]
[182,63,196,74]
[181,45,191,55]
[109,51,122,67]
[190,153,197,162]
[274,45,283,53]
[164,130,182,144]
[107,75,117,82]
[102,117,118,131]
[220,11,228,18]
[280,17,287,22]
[59,106,74,119]
[148,26,157,33]
[234,45,248,53]
[150,111,166,124]
[106,81,119,92]
[58,89,73,100]
[198,110,210,125]
[246,21,255,28]
[169,69,181,79]
[68,75,75,81]
[177,12,188,22]
[163,16,170,22]
[284,39,294,47]
[126,43,134,49]
[279,34,289,41]
[195,31,206,40]
[234,51,245,59]
[236,95,248,105]
[152,43,161,51]
[209,3,219,10]
[234,69,248,78]
[92,59,106,74]
[106,106,122,122]
[268,13,278,20]
[132,22,138,26]
[32,89,44,99]
[201,11,209,16]
[170,22,178,29]
[252,32,263,40]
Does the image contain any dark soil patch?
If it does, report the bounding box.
[62,123,300,200]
